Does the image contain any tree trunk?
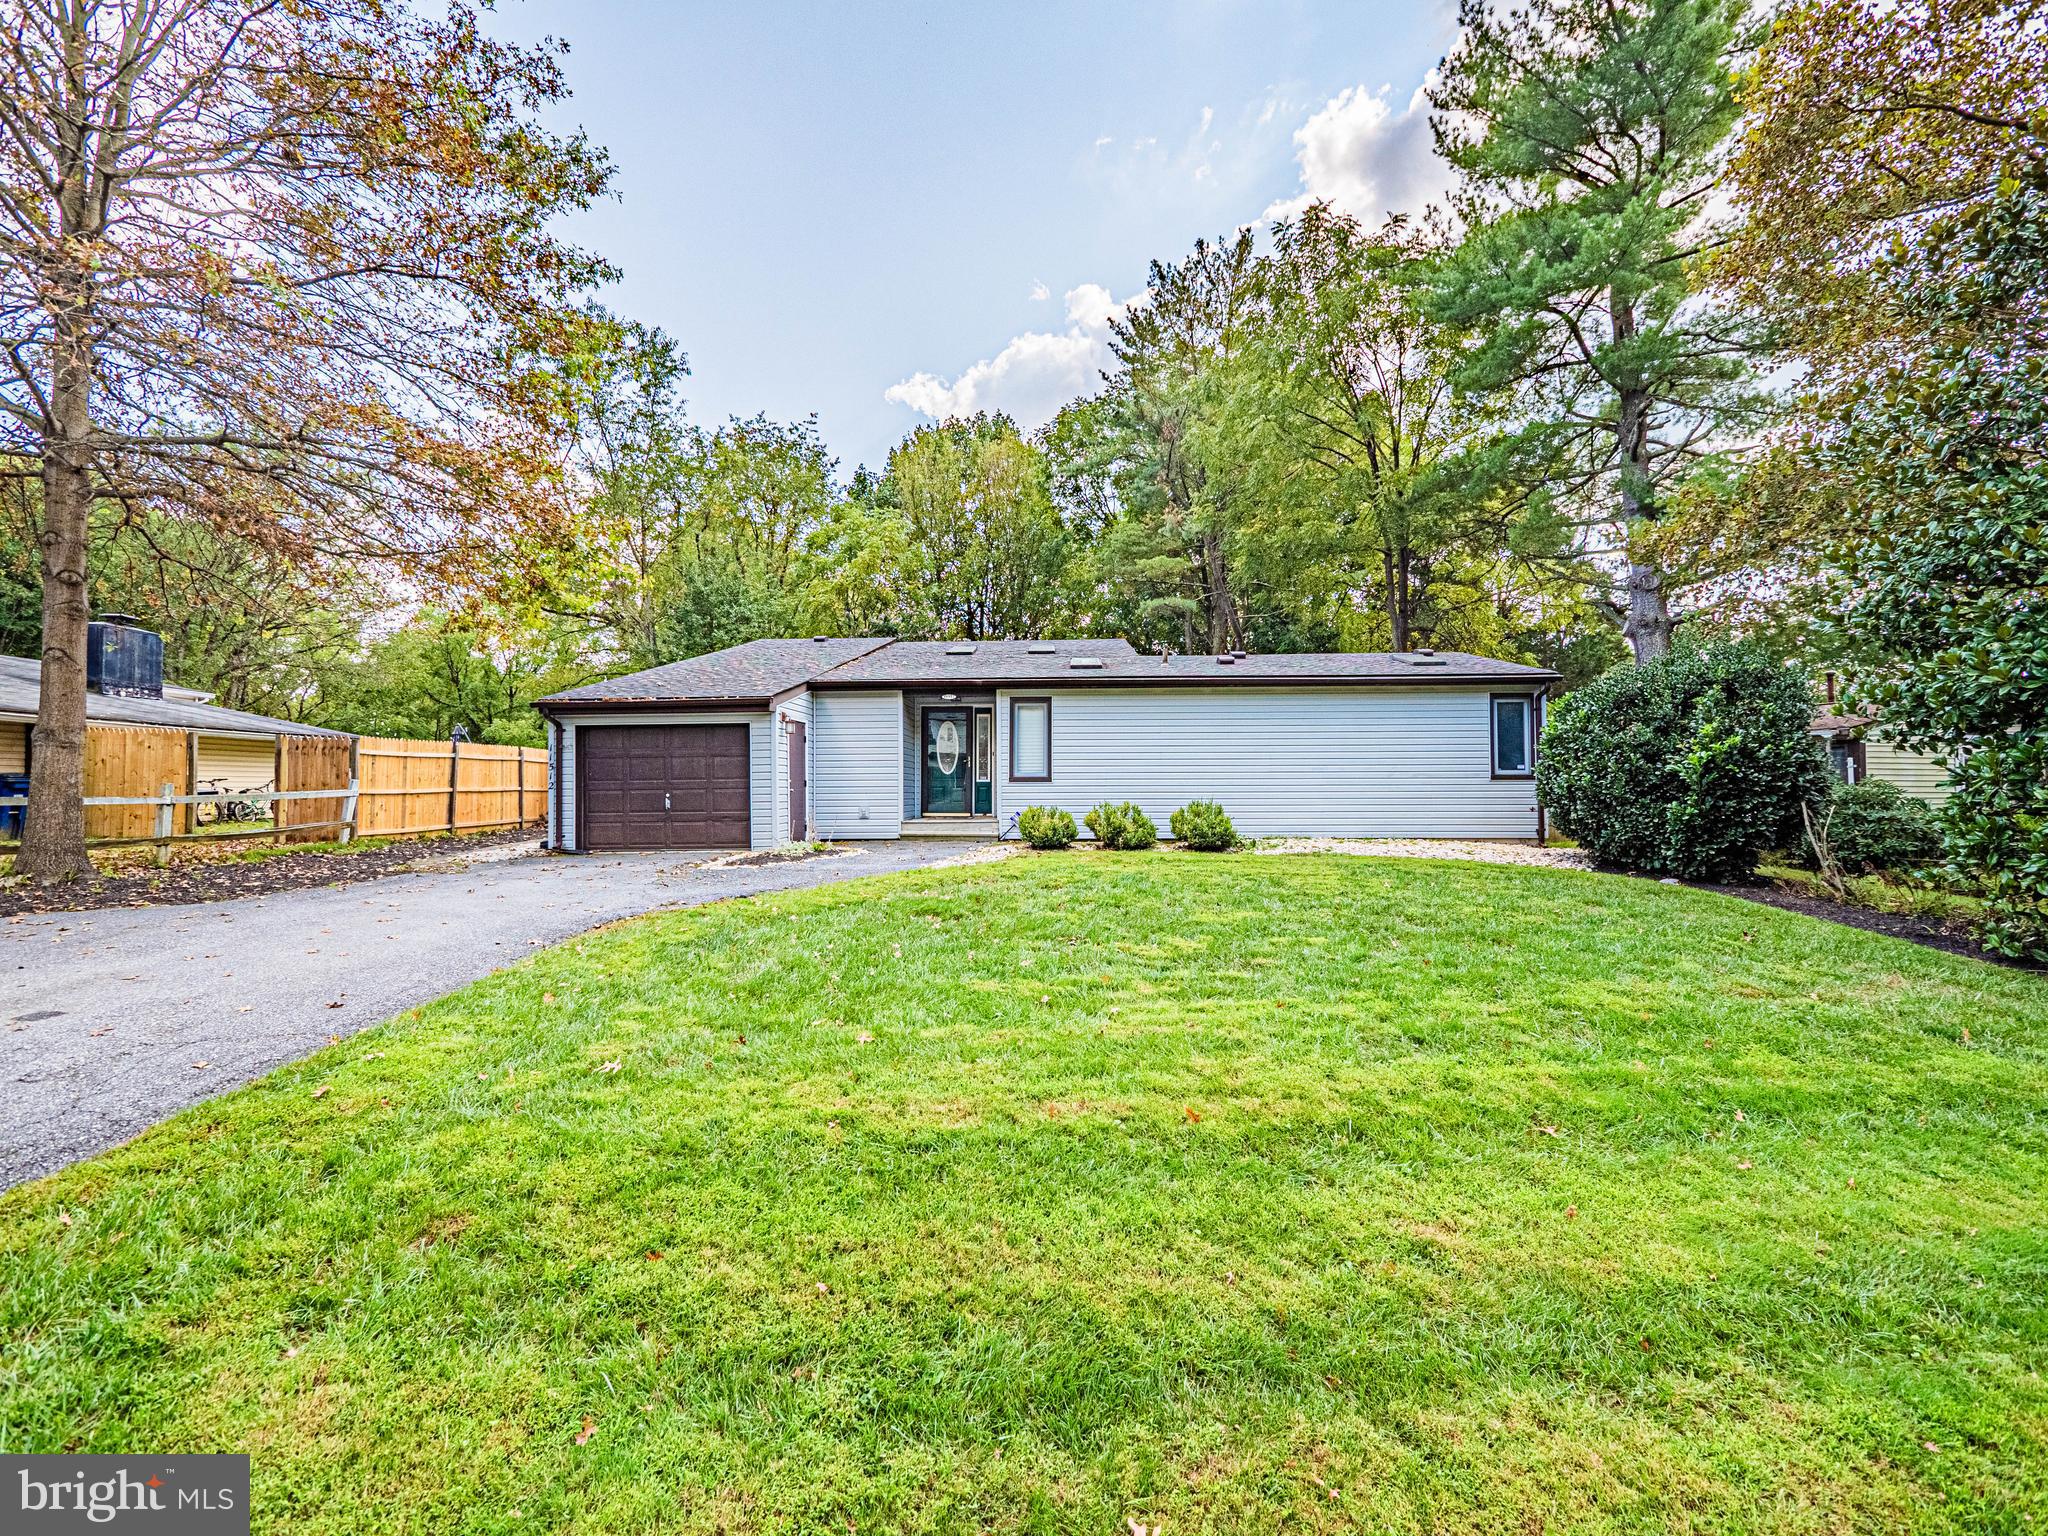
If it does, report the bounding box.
[1622,559,1673,662]
[1611,292,1675,664]
[21,382,97,882]
[1378,547,1405,651]
[1201,528,1242,652]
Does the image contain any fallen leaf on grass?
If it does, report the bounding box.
[311,1085,330,1099]
[595,1060,621,1075]
[1184,1106,1202,1123]
[1535,1124,1562,1138]
[1737,1160,1753,1171]
[646,1250,663,1261]
[56,1210,71,1227]
[574,1416,597,1446]
[1565,1204,1578,1220]
[855,1031,873,1045]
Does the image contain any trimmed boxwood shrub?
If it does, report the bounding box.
[1170,800,1239,851]
[1084,801,1157,849]
[1806,777,1942,876]
[1017,805,1077,849]
[1536,644,1829,881]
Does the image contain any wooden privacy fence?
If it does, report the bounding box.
[283,736,548,841]
[3,726,547,855]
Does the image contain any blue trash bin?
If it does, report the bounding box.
[0,772,27,840]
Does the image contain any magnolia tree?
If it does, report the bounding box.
[0,1,618,880]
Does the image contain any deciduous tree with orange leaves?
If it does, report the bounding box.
[0,1,620,881]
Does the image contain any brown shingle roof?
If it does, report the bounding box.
[815,641,1556,687]
[539,636,1560,707]
[537,637,892,707]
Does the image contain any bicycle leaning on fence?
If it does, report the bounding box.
[191,777,273,827]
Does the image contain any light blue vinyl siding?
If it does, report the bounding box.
[770,690,812,843]
[553,711,773,851]
[811,690,904,838]
[992,686,1542,840]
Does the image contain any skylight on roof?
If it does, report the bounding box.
[946,644,976,655]
[1026,643,1056,654]
[1069,656,1105,669]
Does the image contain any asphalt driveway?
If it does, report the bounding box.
[0,840,963,1189]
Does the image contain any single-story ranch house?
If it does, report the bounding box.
[536,637,1560,851]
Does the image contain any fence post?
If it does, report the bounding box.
[184,730,199,835]
[154,782,174,866]
[273,735,288,840]
[517,749,527,829]
[343,737,361,844]
[447,738,460,836]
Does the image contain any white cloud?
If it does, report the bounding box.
[885,283,1138,429]
[1262,80,1448,226]
[886,77,1453,431]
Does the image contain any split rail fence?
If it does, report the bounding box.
[0,728,547,859]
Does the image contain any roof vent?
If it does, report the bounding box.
[811,635,830,643]
[1069,656,1105,670]
[1415,648,1436,657]
[1230,649,1247,659]
[1407,654,1447,667]
[1215,654,1235,665]
[1026,642,1056,654]
[946,644,976,655]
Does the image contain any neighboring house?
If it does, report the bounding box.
[535,637,1560,851]
[0,619,346,825]
[1811,710,1954,805]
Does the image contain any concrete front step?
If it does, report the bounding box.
[900,817,998,839]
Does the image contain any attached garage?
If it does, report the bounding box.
[575,722,752,850]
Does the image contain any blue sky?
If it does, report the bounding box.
[494,0,1460,473]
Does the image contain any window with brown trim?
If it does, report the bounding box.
[1009,697,1051,781]
[1491,693,1534,777]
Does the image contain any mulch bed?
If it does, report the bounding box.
[1695,877,2038,970]
[0,827,539,917]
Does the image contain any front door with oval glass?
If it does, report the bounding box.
[922,707,971,816]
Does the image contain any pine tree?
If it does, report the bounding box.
[1428,0,1761,661]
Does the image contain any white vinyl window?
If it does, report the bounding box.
[1009,698,1051,781]
[1492,694,1534,777]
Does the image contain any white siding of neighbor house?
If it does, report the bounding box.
[770,690,812,844]
[811,690,903,839]
[553,711,773,851]
[1865,738,1953,806]
[990,685,1543,840]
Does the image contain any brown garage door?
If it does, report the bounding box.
[576,724,751,849]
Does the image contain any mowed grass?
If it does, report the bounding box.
[3,854,2045,1534]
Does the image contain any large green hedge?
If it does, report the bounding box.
[1536,645,1829,881]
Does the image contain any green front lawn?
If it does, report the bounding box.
[3,855,2044,1532]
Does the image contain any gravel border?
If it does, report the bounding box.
[1251,837,1595,870]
